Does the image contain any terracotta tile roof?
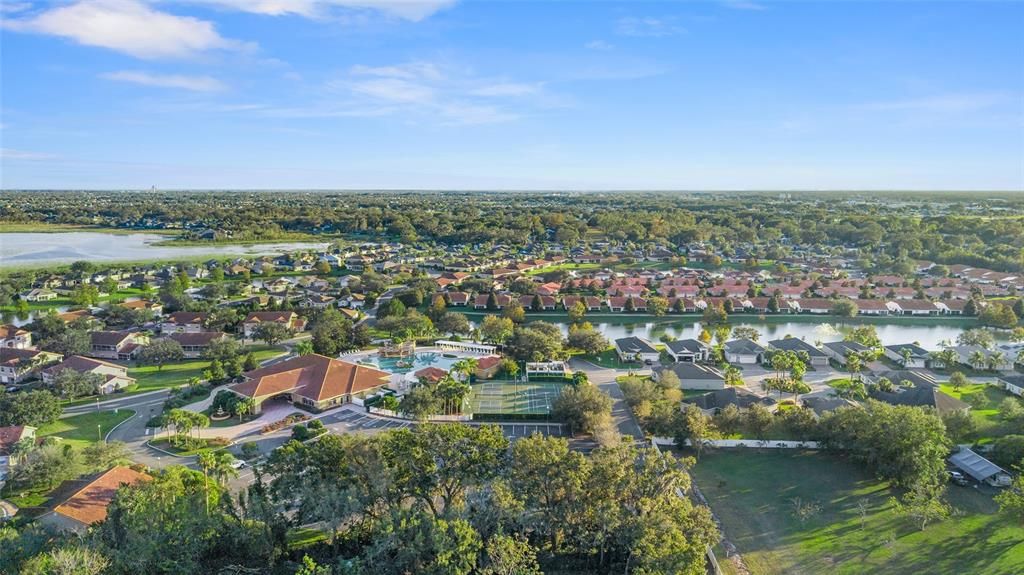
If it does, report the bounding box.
[230,354,390,402]
[44,355,125,377]
[165,311,208,325]
[414,366,449,382]
[52,466,150,526]
[0,325,29,338]
[0,425,32,455]
[243,311,296,324]
[476,355,502,370]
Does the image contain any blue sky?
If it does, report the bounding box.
[2,0,1022,190]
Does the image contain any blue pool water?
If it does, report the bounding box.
[357,352,460,374]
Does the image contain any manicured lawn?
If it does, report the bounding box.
[689,450,1024,575]
[580,347,639,369]
[36,410,135,449]
[940,383,1022,442]
[148,436,230,456]
[127,346,286,391]
[287,527,328,550]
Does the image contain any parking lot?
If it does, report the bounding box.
[319,408,567,440]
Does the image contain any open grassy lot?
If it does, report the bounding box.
[580,347,648,369]
[36,410,135,449]
[690,450,1024,575]
[940,383,1023,442]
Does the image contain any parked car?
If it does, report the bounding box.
[230,459,248,470]
[948,471,969,486]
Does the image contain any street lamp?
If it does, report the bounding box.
[97,424,102,442]
[96,396,100,413]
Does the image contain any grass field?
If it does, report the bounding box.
[127,346,286,391]
[36,410,135,449]
[466,380,567,415]
[940,383,1023,442]
[689,450,1024,575]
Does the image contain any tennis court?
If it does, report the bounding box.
[466,381,567,415]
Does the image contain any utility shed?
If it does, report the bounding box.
[948,448,1011,487]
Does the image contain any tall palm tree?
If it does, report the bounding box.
[987,351,1006,372]
[197,451,216,515]
[969,350,987,370]
[211,452,239,487]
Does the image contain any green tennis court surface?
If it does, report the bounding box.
[466,381,567,415]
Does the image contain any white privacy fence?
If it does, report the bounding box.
[651,437,821,449]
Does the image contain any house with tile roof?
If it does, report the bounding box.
[0,325,32,349]
[37,466,150,533]
[160,311,210,334]
[88,331,148,360]
[0,425,35,486]
[42,355,136,394]
[0,348,61,384]
[241,311,304,338]
[228,354,391,413]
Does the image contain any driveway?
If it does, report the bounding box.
[569,358,645,441]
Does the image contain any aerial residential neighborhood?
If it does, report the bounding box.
[2,1,1023,574]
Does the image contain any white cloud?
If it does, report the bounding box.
[1,148,58,161]
[186,0,457,21]
[313,61,546,124]
[101,70,226,91]
[5,0,251,59]
[615,16,684,38]
[860,93,1011,113]
[720,1,767,10]
[470,82,540,97]
[584,40,614,51]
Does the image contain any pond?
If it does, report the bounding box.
[484,316,982,350]
[0,232,327,268]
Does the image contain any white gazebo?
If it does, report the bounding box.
[435,340,497,354]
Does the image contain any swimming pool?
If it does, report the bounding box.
[356,352,459,374]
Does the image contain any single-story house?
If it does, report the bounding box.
[723,338,766,365]
[166,331,230,359]
[242,311,304,338]
[120,299,164,316]
[21,288,58,302]
[821,340,870,367]
[228,353,391,413]
[869,382,969,416]
[883,343,931,369]
[665,339,711,363]
[948,448,1012,487]
[683,386,770,414]
[42,355,136,394]
[1,325,32,349]
[0,425,36,486]
[89,331,148,361]
[414,366,449,384]
[614,336,660,363]
[767,338,829,366]
[0,348,61,384]
[998,374,1024,397]
[653,363,726,390]
[802,396,859,418]
[886,300,939,316]
[952,345,1014,371]
[160,311,210,334]
[37,466,151,533]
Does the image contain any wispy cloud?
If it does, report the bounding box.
[615,16,684,38]
[187,0,457,22]
[1,148,58,161]
[859,92,1012,113]
[584,40,614,51]
[720,0,767,11]
[313,61,546,124]
[101,70,227,91]
[4,0,252,59]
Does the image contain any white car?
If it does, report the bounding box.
[230,459,248,469]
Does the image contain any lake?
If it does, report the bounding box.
[0,232,327,268]
[572,319,969,349]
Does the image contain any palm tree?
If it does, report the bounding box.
[197,451,216,515]
[987,351,1006,372]
[210,451,239,487]
[847,353,863,382]
[900,347,913,367]
[969,350,987,370]
[9,437,34,465]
